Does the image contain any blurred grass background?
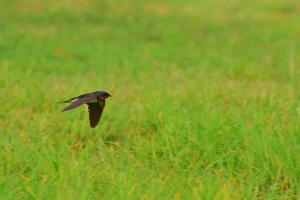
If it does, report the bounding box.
[1,0,300,199]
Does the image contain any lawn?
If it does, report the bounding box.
[1,0,300,199]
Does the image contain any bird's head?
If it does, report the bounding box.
[97,91,111,100]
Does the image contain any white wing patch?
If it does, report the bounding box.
[71,98,78,102]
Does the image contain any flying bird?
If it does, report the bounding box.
[60,91,111,128]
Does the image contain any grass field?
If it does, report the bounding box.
[1,0,300,199]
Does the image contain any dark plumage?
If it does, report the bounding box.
[61,91,111,128]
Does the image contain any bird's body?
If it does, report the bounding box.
[61,91,111,128]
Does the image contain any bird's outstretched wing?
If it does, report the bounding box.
[61,96,94,112]
[87,100,105,128]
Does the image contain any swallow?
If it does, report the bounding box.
[61,91,111,128]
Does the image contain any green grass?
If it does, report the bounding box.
[1,0,300,199]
